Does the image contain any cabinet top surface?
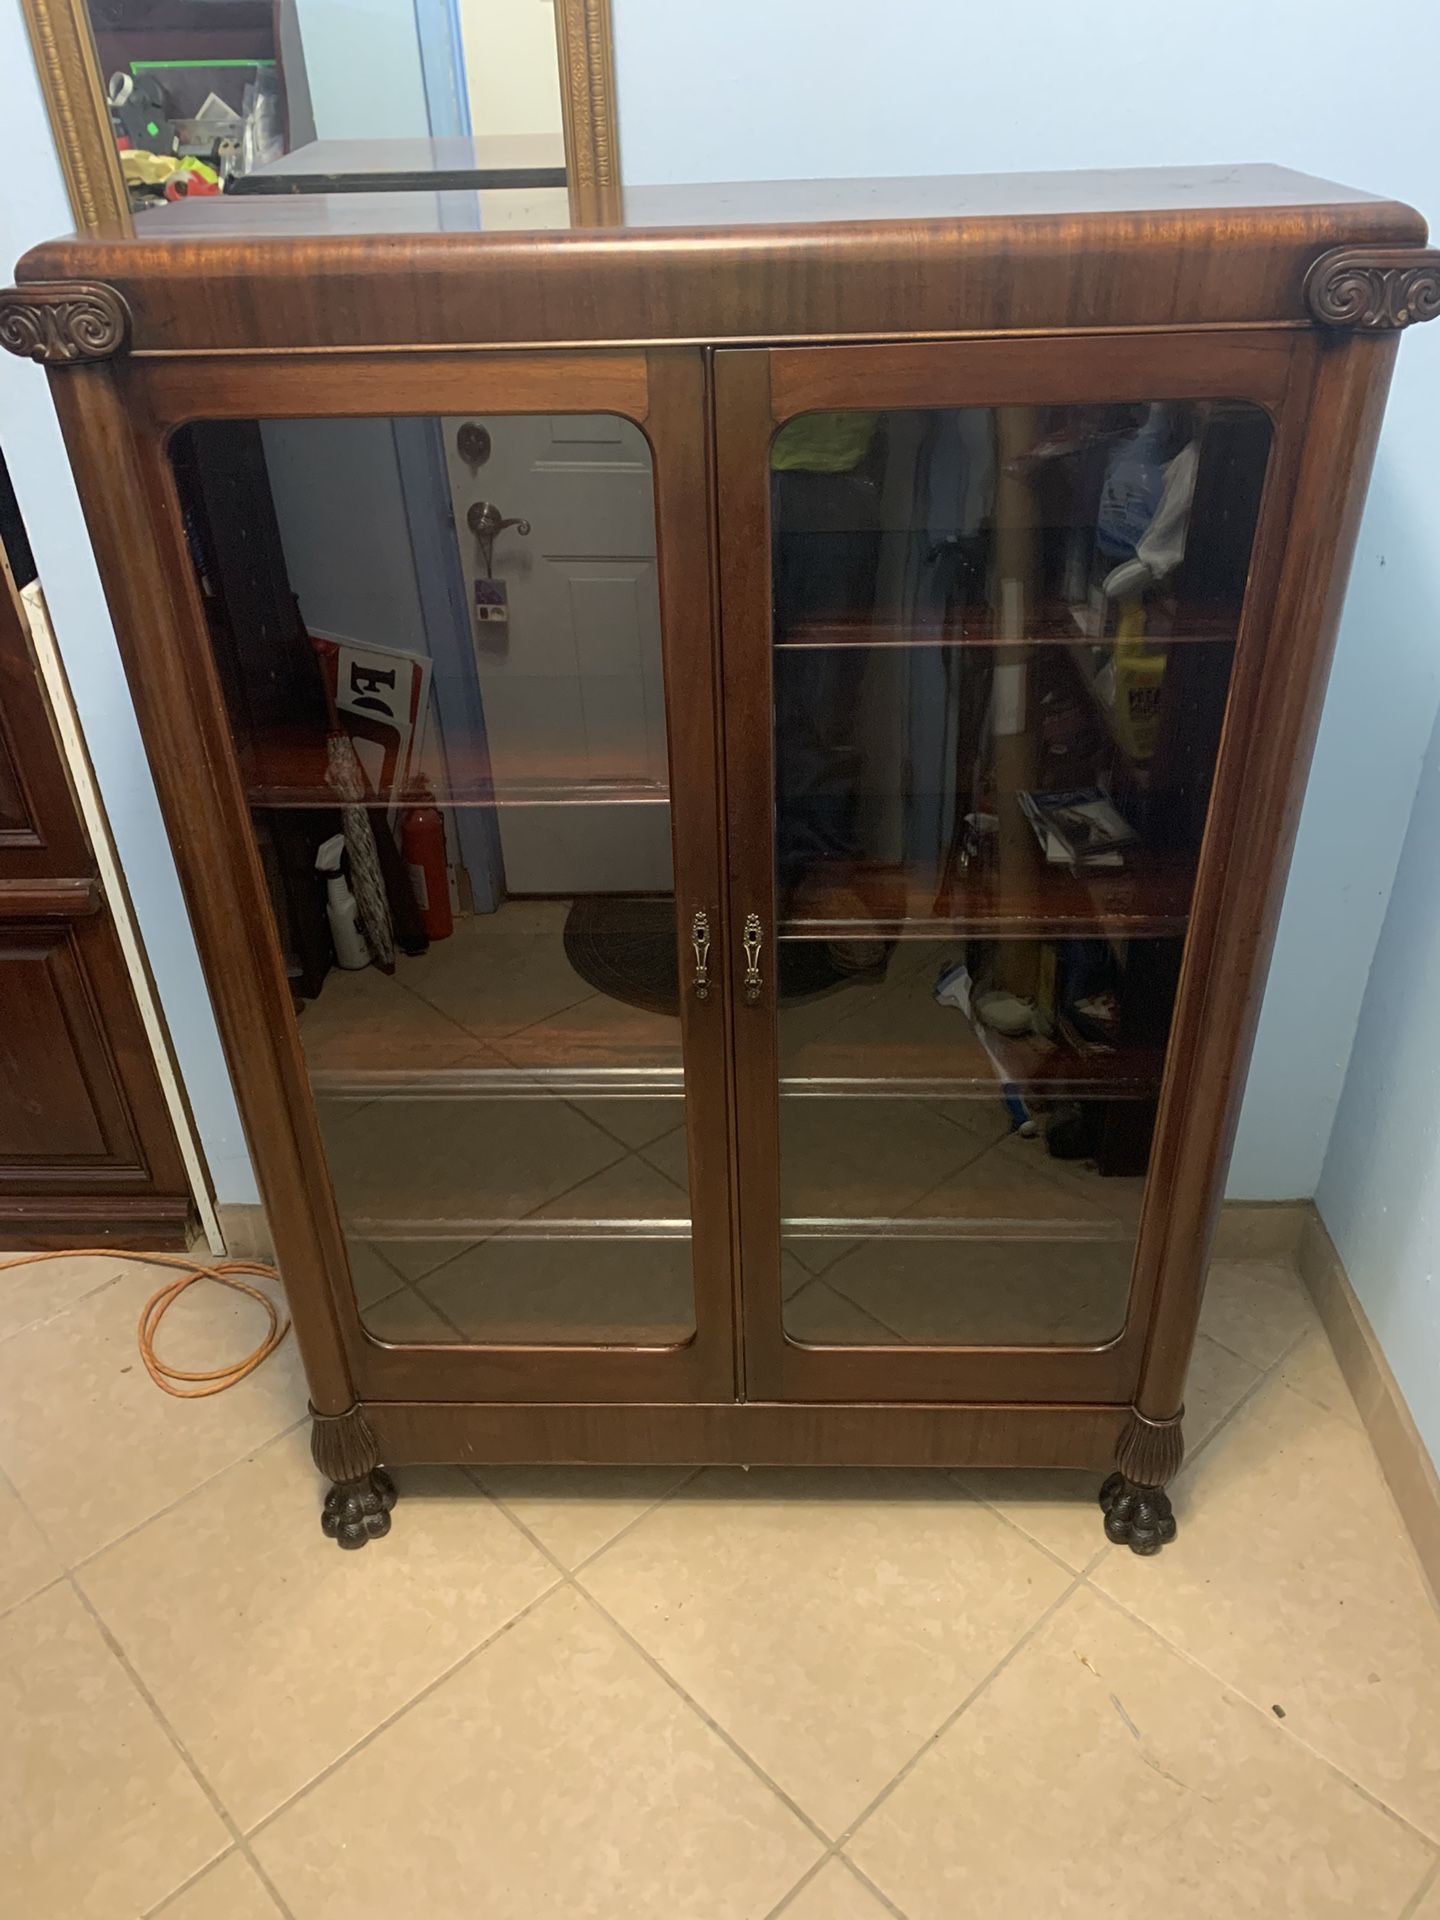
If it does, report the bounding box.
[10,164,1431,353]
[20,163,1423,254]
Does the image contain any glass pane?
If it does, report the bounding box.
[171,413,693,1345]
[771,401,1271,1347]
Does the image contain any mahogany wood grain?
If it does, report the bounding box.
[368,1395,1128,1471]
[0,559,189,1248]
[0,1192,192,1251]
[18,167,1426,357]
[1131,331,1404,1425]
[0,876,99,916]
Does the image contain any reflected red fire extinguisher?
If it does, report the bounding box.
[401,780,453,941]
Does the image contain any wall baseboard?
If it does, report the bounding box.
[1297,1205,1440,1608]
[1213,1199,1308,1259]
[216,1203,274,1261]
[0,1192,192,1252]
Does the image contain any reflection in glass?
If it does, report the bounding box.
[171,413,694,1345]
[89,0,566,211]
[771,402,1271,1347]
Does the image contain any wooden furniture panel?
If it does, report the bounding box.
[0,919,139,1163]
[0,532,191,1248]
[3,164,1433,1551]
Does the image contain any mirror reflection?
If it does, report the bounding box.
[88,0,569,210]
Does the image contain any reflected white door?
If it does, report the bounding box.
[442,413,670,894]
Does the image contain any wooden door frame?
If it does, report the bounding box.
[714,327,1362,1413]
[21,0,622,238]
[47,342,734,1409]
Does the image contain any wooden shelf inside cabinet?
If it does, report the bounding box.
[780,1214,1137,1245]
[774,614,1236,652]
[782,851,1195,941]
[781,1030,1163,1102]
[307,1064,686,1100]
[240,729,670,810]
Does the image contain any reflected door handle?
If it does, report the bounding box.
[742,913,764,1003]
[691,910,711,1000]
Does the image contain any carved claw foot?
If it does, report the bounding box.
[321,1468,397,1549]
[1099,1472,1176,1555]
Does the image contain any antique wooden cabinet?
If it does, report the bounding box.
[4,166,1435,1551]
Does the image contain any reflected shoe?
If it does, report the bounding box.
[973,986,1040,1037]
[823,888,889,978]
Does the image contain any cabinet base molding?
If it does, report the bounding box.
[1298,1206,1440,1607]
[366,1399,1127,1471]
[0,1192,191,1251]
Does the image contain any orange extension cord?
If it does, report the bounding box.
[0,1249,289,1397]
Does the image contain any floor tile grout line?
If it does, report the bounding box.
[760,1853,833,1920]
[66,1574,300,1920]
[475,1460,838,1848]
[838,1853,913,1920]
[476,981,604,1045]
[0,1262,134,1350]
[944,1469,1109,1583]
[66,1417,311,1580]
[241,1574,568,1845]
[1081,1578,1440,1852]
[144,1846,287,1920]
[835,1570,1088,1851]
[1399,1852,1440,1920]
[566,1575,837,1852]
[1169,1315,1317,1488]
[394,1132,639,1296]
[0,1568,68,1625]
[790,1273,915,1348]
[470,1462,707,1580]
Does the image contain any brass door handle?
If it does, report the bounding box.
[742,913,763,1003]
[691,910,711,999]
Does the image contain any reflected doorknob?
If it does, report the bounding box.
[467,500,531,541]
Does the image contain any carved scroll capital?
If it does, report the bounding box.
[309,1400,381,1484]
[0,282,130,364]
[1115,1406,1185,1489]
[1305,248,1440,330]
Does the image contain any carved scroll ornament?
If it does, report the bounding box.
[1305,248,1440,330]
[0,282,130,364]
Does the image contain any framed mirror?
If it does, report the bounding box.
[21,0,619,231]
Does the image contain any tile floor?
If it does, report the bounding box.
[2,1246,1438,1917]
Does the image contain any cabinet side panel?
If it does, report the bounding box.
[1133,332,1402,1422]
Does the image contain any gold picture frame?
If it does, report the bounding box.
[21,0,622,235]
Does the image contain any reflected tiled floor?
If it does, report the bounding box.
[0,1248,1436,1917]
[301,912,1155,1350]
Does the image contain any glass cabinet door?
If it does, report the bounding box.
[719,348,1276,1399]
[168,399,728,1393]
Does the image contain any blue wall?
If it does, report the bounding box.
[1318,701,1440,1466]
[613,0,1440,1202]
[293,0,431,140]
